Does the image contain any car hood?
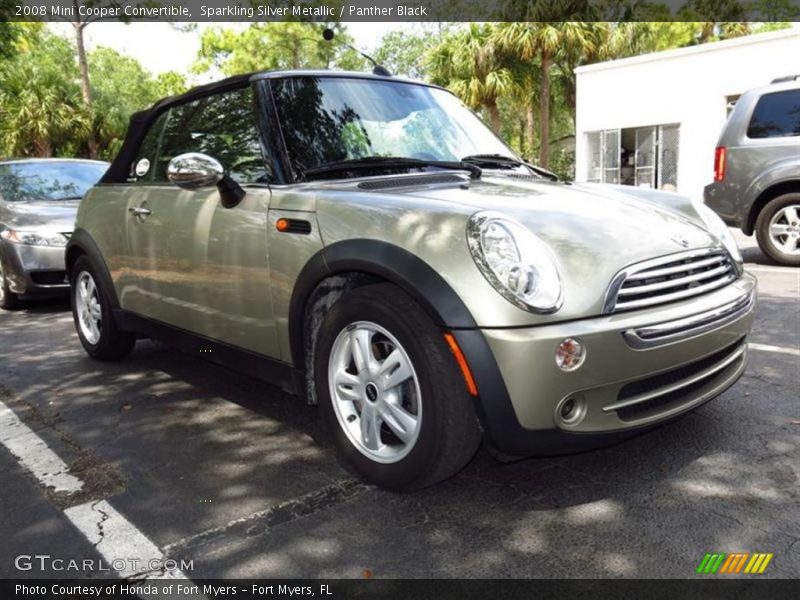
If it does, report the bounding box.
[405,175,718,269]
[1,200,79,232]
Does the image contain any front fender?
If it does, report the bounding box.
[288,239,478,369]
[65,228,120,310]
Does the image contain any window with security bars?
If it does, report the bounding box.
[586,124,679,191]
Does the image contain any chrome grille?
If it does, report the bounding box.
[606,249,737,314]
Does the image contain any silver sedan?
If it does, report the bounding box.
[0,158,108,309]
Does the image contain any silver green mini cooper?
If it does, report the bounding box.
[68,71,756,490]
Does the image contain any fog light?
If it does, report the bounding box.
[557,395,586,425]
[555,338,585,371]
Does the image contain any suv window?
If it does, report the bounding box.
[136,86,269,184]
[747,89,800,139]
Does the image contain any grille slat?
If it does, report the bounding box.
[609,249,736,313]
[617,264,732,296]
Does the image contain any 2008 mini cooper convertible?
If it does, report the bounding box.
[68,70,756,490]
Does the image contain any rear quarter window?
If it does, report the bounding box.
[746,89,800,139]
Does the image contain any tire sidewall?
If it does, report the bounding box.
[315,290,446,490]
[756,193,800,266]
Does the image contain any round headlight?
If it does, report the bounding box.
[467,212,563,313]
[697,203,743,265]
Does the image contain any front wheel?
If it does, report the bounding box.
[315,283,481,491]
[71,256,136,360]
[755,193,800,266]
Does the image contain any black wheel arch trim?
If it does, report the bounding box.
[288,239,528,447]
[65,229,121,311]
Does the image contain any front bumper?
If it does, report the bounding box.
[0,241,69,297]
[457,273,756,456]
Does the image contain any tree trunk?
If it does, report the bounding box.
[699,22,715,44]
[486,101,501,134]
[538,50,552,168]
[72,16,97,158]
[526,103,535,162]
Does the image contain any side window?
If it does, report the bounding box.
[130,111,168,182]
[747,90,800,139]
[153,86,269,184]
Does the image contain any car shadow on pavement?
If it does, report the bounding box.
[1,296,797,578]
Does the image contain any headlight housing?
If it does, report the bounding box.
[0,229,69,247]
[696,204,742,266]
[467,212,563,313]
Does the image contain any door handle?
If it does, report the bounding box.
[128,207,152,217]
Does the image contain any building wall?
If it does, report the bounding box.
[574,29,800,201]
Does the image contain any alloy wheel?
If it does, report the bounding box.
[768,204,800,256]
[328,320,422,464]
[75,271,102,345]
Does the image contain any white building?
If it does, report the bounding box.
[574,28,800,201]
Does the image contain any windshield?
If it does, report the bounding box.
[0,161,108,202]
[269,76,518,179]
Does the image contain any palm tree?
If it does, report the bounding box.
[428,24,514,133]
[495,21,596,168]
[0,59,89,156]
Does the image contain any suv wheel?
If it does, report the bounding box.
[755,193,800,266]
[71,256,136,360]
[0,261,20,310]
[315,283,481,490]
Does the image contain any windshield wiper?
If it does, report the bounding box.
[460,154,559,181]
[300,156,482,181]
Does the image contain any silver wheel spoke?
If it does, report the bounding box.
[783,207,799,223]
[770,223,791,237]
[333,369,361,402]
[359,403,381,451]
[377,349,413,392]
[380,400,418,444]
[350,328,374,374]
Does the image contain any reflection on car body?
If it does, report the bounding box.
[67,70,755,490]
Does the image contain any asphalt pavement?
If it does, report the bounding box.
[1,230,798,580]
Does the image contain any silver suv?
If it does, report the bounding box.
[68,71,755,490]
[704,77,800,266]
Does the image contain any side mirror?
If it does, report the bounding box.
[167,153,224,189]
[166,152,245,209]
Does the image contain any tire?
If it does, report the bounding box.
[315,283,481,491]
[0,260,20,310]
[755,193,800,266]
[70,256,136,360]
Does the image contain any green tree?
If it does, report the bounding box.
[428,24,514,133]
[494,21,597,168]
[0,32,89,157]
[88,47,186,159]
[373,25,452,80]
[193,22,365,76]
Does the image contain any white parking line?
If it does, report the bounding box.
[0,399,188,582]
[64,500,185,579]
[749,343,800,357]
[0,402,82,493]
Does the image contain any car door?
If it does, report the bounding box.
[124,86,280,358]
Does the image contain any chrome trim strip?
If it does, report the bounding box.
[617,264,732,296]
[614,273,737,311]
[623,291,754,349]
[602,343,747,413]
[602,247,731,314]
[624,255,727,281]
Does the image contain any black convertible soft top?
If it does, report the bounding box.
[101,72,255,184]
